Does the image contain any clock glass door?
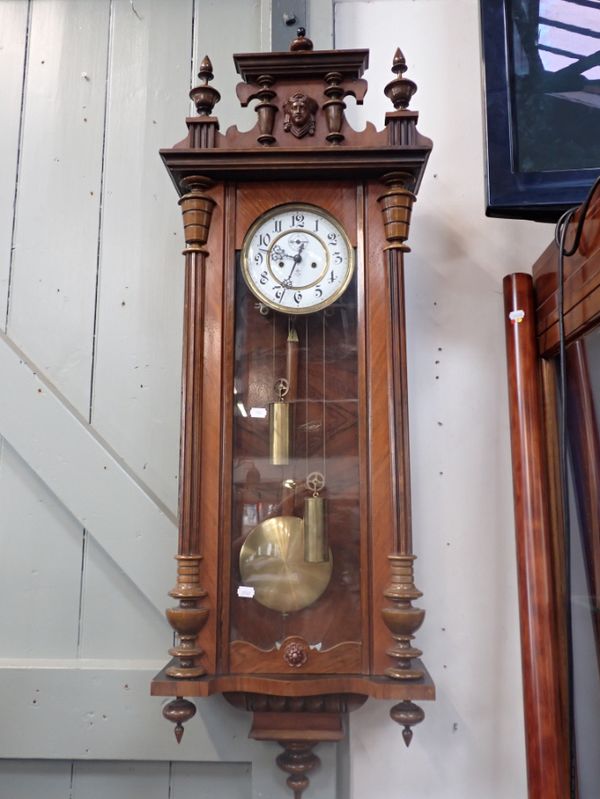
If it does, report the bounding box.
[228,253,363,672]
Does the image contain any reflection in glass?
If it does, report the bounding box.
[565,328,600,796]
[230,261,361,652]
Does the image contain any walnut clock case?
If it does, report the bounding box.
[151,31,435,797]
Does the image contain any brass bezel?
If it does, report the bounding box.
[240,202,354,315]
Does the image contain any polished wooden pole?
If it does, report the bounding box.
[503,272,568,799]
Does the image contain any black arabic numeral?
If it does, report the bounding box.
[293,291,302,305]
[259,271,268,285]
[314,285,323,298]
[333,251,343,265]
[328,271,336,284]
[273,220,282,233]
[327,232,338,245]
[259,232,271,247]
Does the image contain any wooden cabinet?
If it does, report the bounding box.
[151,32,435,796]
[504,183,600,798]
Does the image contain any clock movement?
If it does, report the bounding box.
[151,29,434,797]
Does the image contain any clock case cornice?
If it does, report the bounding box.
[160,44,432,194]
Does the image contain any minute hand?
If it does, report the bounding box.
[280,251,303,300]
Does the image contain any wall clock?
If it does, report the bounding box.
[151,30,434,798]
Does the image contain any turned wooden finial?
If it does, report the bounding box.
[290,27,313,51]
[163,696,197,743]
[384,47,417,110]
[390,700,425,747]
[190,54,221,115]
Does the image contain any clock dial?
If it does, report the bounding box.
[241,203,354,314]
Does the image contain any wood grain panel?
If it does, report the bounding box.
[364,179,399,674]
[534,188,600,354]
[503,272,568,799]
[7,0,111,415]
[152,661,435,700]
[230,640,362,674]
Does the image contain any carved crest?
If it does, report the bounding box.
[283,92,318,138]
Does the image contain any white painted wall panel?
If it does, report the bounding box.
[72,761,170,799]
[90,0,192,512]
[171,762,251,799]
[78,535,169,659]
[0,439,82,657]
[0,333,175,613]
[194,0,262,133]
[0,760,72,799]
[0,2,28,325]
[335,2,554,798]
[7,0,110,415]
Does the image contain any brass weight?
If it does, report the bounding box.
[304,471,328,563]
[304,496,328,563]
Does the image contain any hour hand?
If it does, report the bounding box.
[271,245,293,264]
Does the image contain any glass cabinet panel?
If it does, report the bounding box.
[230,262,361,654]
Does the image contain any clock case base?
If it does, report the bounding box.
[151,35,435,796]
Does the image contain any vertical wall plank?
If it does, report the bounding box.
[0,440,83,657]
[72,761,170,799]
[0,760,73,798]
[78,535,169,659]
[7,0,111,415]
[194,0,262,133]
[171,762,251,798]
[90,0,194,513]
[0,1,29,325]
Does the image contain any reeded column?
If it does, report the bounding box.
[377,166,426,745]
[163,175,216,741]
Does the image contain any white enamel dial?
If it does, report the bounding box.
[241,203,354,314]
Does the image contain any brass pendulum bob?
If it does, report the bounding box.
[304,472,328,563]
[270,377,291,466]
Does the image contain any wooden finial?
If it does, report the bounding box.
[391,47,408,76]
[198,55,214,84]
[162,697,197,743]
[189,54,221,116]
[290,27,313,51]
[390,700,425,747]
[384,47,417,110]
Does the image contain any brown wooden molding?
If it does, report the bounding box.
[151,661,435,701]
[503,272,569,799]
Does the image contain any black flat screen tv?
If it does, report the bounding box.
[480,0,600,222]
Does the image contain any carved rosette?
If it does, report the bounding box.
[283,638,309,668]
